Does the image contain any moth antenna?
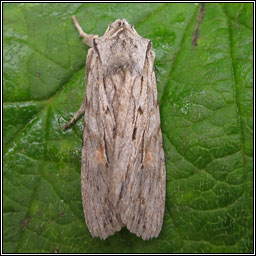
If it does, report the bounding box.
[72,15,98,47]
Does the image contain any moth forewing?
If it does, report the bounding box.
[64,16,166,240]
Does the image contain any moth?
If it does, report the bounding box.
[63,16,166,240]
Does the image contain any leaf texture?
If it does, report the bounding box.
[3,3,253,253]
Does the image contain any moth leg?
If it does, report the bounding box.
[63,96,86,130]
[72,15,98,47]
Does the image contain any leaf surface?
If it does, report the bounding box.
[3,3,253,253]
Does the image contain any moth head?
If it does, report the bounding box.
[96,19,150,76]
[104,19,137,37]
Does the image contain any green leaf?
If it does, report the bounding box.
[3,3,253,253]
